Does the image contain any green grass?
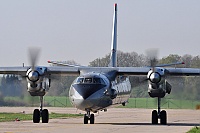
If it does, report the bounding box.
[4,96,200,109]
[187,127,200,133]
[44,96,72,107]
[119,98,200,109]
[0,112,83,122]
[4,96,73,107]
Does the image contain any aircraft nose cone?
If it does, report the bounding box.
[70,84,106,111]
[74,98,95,110]
[72,84,105,99]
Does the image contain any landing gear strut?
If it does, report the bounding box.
[33,96,49,123]
[152,97,167,125]
[84,110,95,124]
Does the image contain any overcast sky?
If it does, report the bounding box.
[0,0,200,66]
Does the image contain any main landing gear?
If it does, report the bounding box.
[33,96,49,123]
[152,97,167,125]
[84,110,95,124]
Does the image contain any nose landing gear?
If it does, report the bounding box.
[84,110,95,124]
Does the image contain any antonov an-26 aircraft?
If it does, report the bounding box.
[0,3,200,125]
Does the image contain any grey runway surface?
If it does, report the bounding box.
[0,107,199,133]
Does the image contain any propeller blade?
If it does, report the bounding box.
[28,47,40,70]
[146,48,159,72]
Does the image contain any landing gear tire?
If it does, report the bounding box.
[90,114,95,124]
[33,109,40,123]
[160,110,167,125]
[33,96,49,123]
[42,109,49,123]
[152,110,158,124]
[84,114,89,124]
[151,97,168,125]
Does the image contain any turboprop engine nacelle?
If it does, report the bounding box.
[147,68,171,98]
[26,67,50,96]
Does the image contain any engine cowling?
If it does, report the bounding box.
[26,67,50,96]
[147,68,170,98]
[147,68,166,83]
[27,70,39,82]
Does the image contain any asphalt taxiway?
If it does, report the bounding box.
[0,107,199,133]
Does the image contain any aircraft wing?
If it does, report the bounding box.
[117,67,150,75]
[0,66,80,77]
[165,68,200,76]
[0,66,200,77]
[0,67,29,76]
[117,67,200,76]
[46,66,80,76]
[0,66,148,77]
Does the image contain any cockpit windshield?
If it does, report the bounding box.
[84,78,92,83]
[76,77,105,84]
[76,78,84,83]
[93,78,101,84]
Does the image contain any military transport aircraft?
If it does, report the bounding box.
[0,3,200,125]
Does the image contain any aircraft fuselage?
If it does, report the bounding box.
[69,72,131,112]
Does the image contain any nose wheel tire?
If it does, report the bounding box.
[84,113,95,124]
[90,114,95,124]
[84,114,89,124]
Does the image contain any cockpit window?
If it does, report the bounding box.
[100,78,106,85]
[93,78,101,84]
[84,78,92,83]
[75,77,105,85]
[77,78,84,83]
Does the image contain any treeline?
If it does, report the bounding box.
[0,75,25,97]
[0,75,27,106]
[1,51,200,100]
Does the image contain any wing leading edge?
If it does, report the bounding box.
[117,67,200,76]
[47,66,200,77]
[0,66,200,77]
[0,67,29,76]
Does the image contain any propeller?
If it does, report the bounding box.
[132,49,159,86]
[27,47,41,82]
[28,47,40,70]
[145,49,161,84]
[146,48,158,72]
